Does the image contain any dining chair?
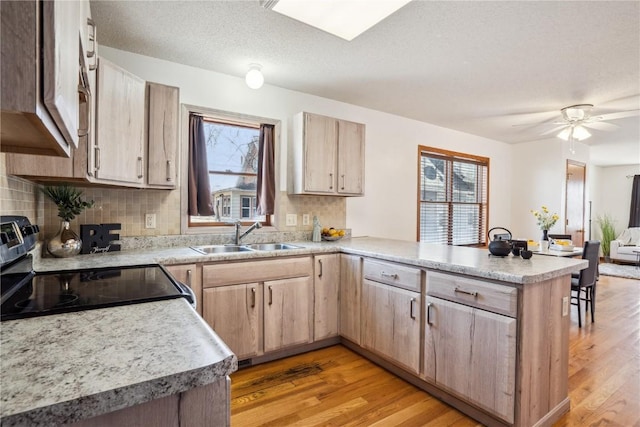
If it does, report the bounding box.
[571,240,600,328]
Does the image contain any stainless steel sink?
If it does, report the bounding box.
[191,245,254,254]
[243,243,301,251]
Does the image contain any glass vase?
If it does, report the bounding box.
[47,220,82,258]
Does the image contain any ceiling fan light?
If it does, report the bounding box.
[572,125,591,140]
[557,127,571,141]
[245,64,264,89]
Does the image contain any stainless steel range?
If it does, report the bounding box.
[0,216,195,321]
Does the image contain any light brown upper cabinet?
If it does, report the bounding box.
[290,112,365,196]
[146,83,179,188]
[1,0,92,157]
[6,75,180,190]
[94,58,146,185]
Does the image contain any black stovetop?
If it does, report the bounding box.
[1,258,193,321]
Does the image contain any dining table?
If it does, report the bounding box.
[532,247,583,258]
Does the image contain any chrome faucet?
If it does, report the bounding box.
[232,220,262,245]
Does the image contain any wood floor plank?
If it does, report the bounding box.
[287,397,369,427]
[231,274,639,426]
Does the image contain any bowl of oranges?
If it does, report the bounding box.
[321,227,345,241]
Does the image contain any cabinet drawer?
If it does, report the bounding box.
[203,257,312,288]
[427,271,518,317]
[363,258,421,292]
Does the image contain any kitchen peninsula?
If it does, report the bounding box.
[2,237,587,427]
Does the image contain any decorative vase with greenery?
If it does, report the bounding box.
[42,185,94,258]
[597,214,617,262]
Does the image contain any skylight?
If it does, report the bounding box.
[264,0,412,41]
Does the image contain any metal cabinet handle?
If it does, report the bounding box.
[341,174,345,190]
[318,259,323,278]
[329,173,333,190]
[380,271,398,280]
[426,302,433,325]
[77,85,91,138]
[137,157,143,179]
[166,160,173,182]
[251,287,256,308]
[186,269,192,287]
[94,147,101,171]
[268,285,273,305]
[87,18,97,71]
[454,287,478,297]
[410,297,416,319]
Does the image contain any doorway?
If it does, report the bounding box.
[565,160,586,246]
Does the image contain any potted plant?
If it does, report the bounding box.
[42,185,94,257]
[597,214,617,262]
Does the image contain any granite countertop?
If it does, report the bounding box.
[1,236,586,425]
[333,237,588,284]
[0,299,237,426]
[33,237,587,285]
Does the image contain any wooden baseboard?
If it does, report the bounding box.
[239,336,340,368]
[533,398,571,427]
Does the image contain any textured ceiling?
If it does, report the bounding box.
[91,0,640,166]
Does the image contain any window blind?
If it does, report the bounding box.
[419,148,488,245]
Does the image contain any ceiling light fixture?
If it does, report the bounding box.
[261,0,412,41]
[245,64,264,89]
[557,124,591,155]
[557,124,591,142]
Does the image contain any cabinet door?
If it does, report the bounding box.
[147,83,179,187]
[362,279,421,374]
[424,296,516,423]
[337,120,365,195]
[303,113,337,193]
[95,58,146,184]
[339,254,362,344]
[164,264,202,316]
[264,276,313,352]
[314,254,340,340]
[42,0,81,149]
[203,283,262,360]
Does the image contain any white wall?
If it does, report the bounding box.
[100,47,513,241]
[591,164,640,239]
[510,137,591,241]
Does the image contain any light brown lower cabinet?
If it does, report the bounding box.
[361,278,421,375]
[264,276,313,352]
[339,254,362,344]
[423,296,516,424]
[314,254,340,340]
[201,257,313,361]
[203,283,262,361]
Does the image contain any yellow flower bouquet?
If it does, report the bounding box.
[530,206,559,231]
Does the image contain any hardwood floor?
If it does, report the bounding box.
[230,275,639,426]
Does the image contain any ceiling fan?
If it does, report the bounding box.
[539,103,638,141]
[512,101,639,149]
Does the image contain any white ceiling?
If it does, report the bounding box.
[91,0,640,167]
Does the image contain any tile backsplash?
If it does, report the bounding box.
[42,187,182,240]
[0,156,44,222]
